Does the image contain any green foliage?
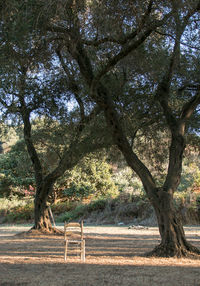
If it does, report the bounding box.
[194,169,200,187]
[51,201,76,215]
[178,162,200,192]
[5,203,34,223]
[0,196,34,223]
[57,204,87,222]
[0,191,199,225]
[112,166,144,195]
[0,121,117,201]
[62,154,119,201]
[0,196,33,210]
[56,198,108,222]
[0,123,19,153]
[63,184,92,201]
[0,139,34,197]
[30,117,69,173]
[87,198,107,212]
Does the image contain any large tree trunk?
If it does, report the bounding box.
[34,195,52,231]
[32,180,55,233]
[148,188,200,257]
[70,27,200,257]
[93,85,200,257]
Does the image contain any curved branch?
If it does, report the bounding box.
[92,13,172,86]
[18,71,43,185]
[44,124,111,184]
[180,92,200,121]
[21,107,43,185]
[56,48,86,121]
[83,0,153,47]
[94,83,156,194]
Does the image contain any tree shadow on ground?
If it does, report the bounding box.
[0,227,200,286]
[0,261,200,286]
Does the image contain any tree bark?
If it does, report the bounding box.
[61,5,200,256]
[18,72,108,232]
[92,84,200,257]
[33,181,54,231]
[148,188,200,257]
[18,80,54,232]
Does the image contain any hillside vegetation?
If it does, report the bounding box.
[0,124,200,226]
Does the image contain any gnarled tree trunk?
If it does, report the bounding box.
[66,9,200,256]
[33,180,55,232]
[34,193,51,231]
[93,84,200,257]
[149,188,200,257]
[34,201,52,231]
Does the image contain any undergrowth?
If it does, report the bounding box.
[0,196,34,223]
[0,191,199,225]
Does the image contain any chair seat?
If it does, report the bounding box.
[67,240,83,244]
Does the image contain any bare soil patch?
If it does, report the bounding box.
[0,224,200,286]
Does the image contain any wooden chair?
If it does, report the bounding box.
[64,221,85,262]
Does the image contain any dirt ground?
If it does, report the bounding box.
[0,224,200,286]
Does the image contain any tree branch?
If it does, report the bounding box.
[83,0,153,47]
[157,30,200,51]
[139,0,154,29]
[44,123,111,183]
[17,71,43,185]
[0,98,18,113]
[56,47,91,124]
[180,91,200,120]
[91,12,173,87]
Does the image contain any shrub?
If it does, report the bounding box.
[62,184,93,201]
[56,198,109,222]
[4,203,34,223]
[0,196,34,223]
[87,199,107,212]
[51,201,76,214]
[57,204,87,222]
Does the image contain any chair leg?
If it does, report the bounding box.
[64,240,68,261]
[81,240,85,262]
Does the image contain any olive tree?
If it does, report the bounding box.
[43,0,200,256]
[0,34,109,231]
[1,0,200,255]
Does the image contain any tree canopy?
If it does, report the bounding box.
[0,0,200,256]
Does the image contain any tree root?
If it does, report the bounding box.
[15,226,63,237]
[146,242,200,258]
[30,226,63,235]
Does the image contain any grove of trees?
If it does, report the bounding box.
[0,0,200,257]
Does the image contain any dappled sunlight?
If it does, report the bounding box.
[0,225,200,285]
[0,259,200,286]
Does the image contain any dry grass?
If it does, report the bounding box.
[0,225,200,286]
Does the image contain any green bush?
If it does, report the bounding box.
[61,154,119,201]
[4,203,34,223]
[51,201,76,214]
[0,196,33,210]
[87,198,107,212]
[56,198,108,222]
[178,162,200,192]
[56,211,74,222]
[62,184,93,201]
[57,204,87,222]
[0,139,34,198]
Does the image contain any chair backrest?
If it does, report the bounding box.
[64,221,84,241]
